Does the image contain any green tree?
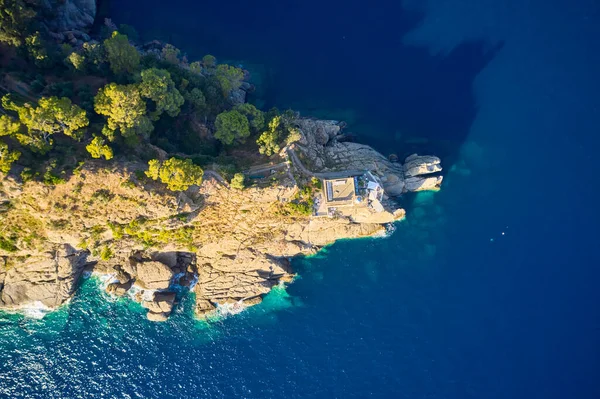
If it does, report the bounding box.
[215,64,244,95]
[25,31,54,68]
[0,114,21,137]
[145,157,203,191]
[214,110,250,145]
[139,68,185,119]
[104,31,140,76]
[202,54,216,68]
[234,103,264,133]
[67,51,85,71]
[230,173,245,190]
[0,0,36,46]
[0,141,20,173]
[256,130,280,156]
[94,83,153,139]
[256,115,283,156]
[184,87,206,114]
[146,159,160,180]
[189,61,202,74]
[83,42,106,69]
[162,44,180,64]
[86,136,114,160]
[2,95,88,152]
[18,97,89,139]
[286,126,302,145]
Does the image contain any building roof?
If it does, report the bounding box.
[324,177,356,203]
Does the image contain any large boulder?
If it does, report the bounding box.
[146,311,169,322]
[403,154,442,177]
[229,88,246,106]
[142,292,177,321]
[134,261,174,290]
[0,245,88,309]
[142,292,176,314]
[195,298,216,319]
[296,119,341,147]
[106,280,133,297]
[404,176,443,192]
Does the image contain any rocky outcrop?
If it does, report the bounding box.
[41,0,96,32]
[291,118,443,196]
[284,218,387,246]
[404,154,442,177]
[142,292,176,322]
[195,249,290,308]
[0,117,442,321]
[0,245,88,310]
[134,261,174,290]
[93,251,196,321]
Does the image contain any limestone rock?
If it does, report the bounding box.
[404,176,443,192]
[106,280,132,296]
[291,117,443,195]
[134,261,174,290]
[285,218,385,247]
[229,88,246,105]
[195,298,216,318]
[146,311,169,322]
[403,154,442,177]
[0,245,88,309]
[142,292,176,314]
[41,0,96,32]
[114,265,131,284]
[194,249,291,312]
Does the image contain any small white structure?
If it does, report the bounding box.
[364,172,384,205]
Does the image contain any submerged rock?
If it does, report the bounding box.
[146,311,169,322]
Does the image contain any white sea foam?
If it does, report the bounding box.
[215,301,247,319]
[18,301,54,319]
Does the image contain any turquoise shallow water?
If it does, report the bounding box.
[2,0,600,397]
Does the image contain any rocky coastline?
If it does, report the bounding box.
[0,117,442,321]
[0,1,443,321]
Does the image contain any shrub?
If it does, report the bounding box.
[86,136,113,160]
[145,157,204,191]
[230,173,245,190]
[91,189,114,203]
[0,236,18,252]
[100,246,114,260]
[43,170,66,185]
[287,199,313,216]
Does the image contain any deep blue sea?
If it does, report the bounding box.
[1,1,599,398]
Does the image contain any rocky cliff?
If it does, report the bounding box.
[0,119,442,321]
[291,118,443,195]
[41,0,97,32]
